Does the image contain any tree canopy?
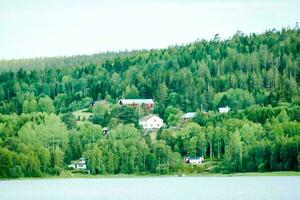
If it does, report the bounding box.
[0,27,299,178]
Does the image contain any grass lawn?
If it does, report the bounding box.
[3,170,299,181]
[56,170,300,179]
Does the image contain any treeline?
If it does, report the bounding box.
[0,113,181,177]
[163,103,300,173]
[0,27,300,177]
[0,103,299,178]
[0,28,299,116]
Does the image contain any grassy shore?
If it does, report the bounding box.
[2,170,299,181]
[44,170,300,179]
[186,171,300,177]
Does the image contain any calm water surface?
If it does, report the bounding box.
[0,176,299,200]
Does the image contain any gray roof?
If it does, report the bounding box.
[139,114,161,122]
[119,99,154,105]
[182,112,196,119]
[186,157,201,160]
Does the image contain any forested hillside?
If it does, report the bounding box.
[0,28,299,178]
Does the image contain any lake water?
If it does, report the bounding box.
[0,176,299,200]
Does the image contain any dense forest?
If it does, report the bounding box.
[0,27,300,178]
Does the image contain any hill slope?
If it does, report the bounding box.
[0,28,299,114]
[0,28,299,178]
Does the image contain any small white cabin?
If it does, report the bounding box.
[218,106,230,113]
[185,156,204,164]
[139,114,164,131]
[182,112,196,120]
[102,127,109,135]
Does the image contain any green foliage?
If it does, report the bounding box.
[124,85,139,99]
[60,112,76,130]
[22,99,37,113]
[83,144,104,175]
[0,28,300,178]
[0,28,299,115]
[118,106,139,126]
[77,122,102,147]
[175,122,206,157]
[92,103,110,126]
[37,96,55,113]
[213,89,255,110]
[224,131,243,172]
[155,83,168,104]
[107,124,140,140]
[164,106,183,126]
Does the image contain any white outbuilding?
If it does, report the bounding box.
[182,112,196,120]
[218,106,230,113]
[185,156,204,164]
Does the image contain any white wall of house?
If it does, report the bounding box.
[218,106,230,113]
[76,163,87,170]
[185,157,204,164]
[68,158,87,170]
[139,115,164,130]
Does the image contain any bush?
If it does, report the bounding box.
[50,166,62,176]
[9,165,24,178]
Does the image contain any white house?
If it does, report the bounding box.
[185,156,204,164]
[182,112,196,120]
[139,114,164,131]
[218,106,230,113]
[68,157,87,170]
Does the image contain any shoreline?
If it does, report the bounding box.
[1,171,300,181]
